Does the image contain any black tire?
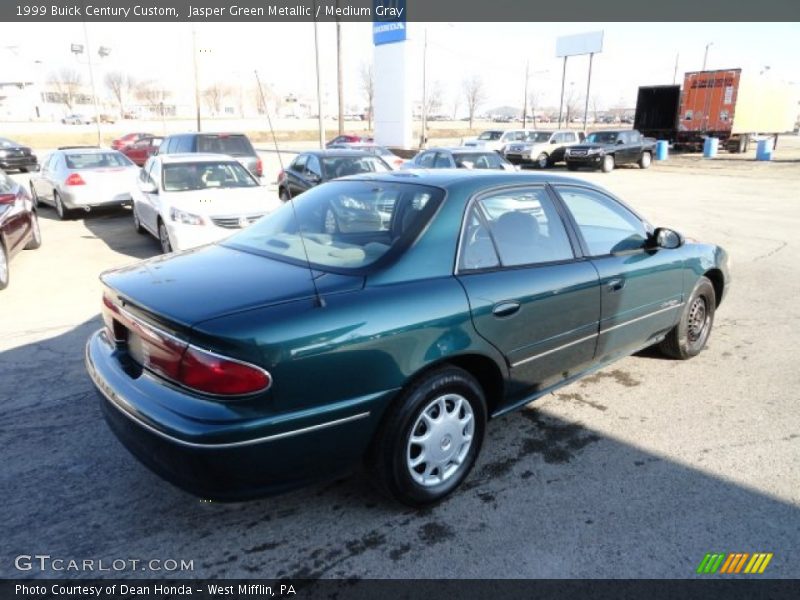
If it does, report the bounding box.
[54,192,70,220]
[132,204,146,234]
[536,153,550,169]
[566,163,579,171]
[367,366,487,507]
[24,212,42,250]
[29,183,39,209]
[0,241,8,290]
[279,188,291,203]
[638,151,652,169]
[601,154,615,173]
[658,276,716,360]
[158,219,173,254]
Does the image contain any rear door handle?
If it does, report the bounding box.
[607,278,626,292]
[492,301,521,317]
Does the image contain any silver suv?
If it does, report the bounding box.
[503,130,585,169]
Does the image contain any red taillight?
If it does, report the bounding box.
[65,173,86,186]
[393,159,404,167]
[255,158,263,177]
[277,169,285,183]
[0,193,16,205]
[178,346,271,396]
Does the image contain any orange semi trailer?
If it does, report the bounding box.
[677,69,796,152]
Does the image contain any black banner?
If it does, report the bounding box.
[4,579,800,600]
[2,0,799,22]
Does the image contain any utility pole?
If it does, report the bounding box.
[192,25,201,132]
[582,53,594,133]
[522,60,529,129]
[673,52,680,84]
[336,1,344,135]
[420,28,428,149]
[313,3,325,148]
[81,22,102,146]
[557,56,567,128]
[702,42,713,71]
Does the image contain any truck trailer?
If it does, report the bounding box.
[633,69,797,152]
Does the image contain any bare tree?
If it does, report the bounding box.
[135,81,170,115]
[424,81,443,117]
[527,88,543,127]
[563,86,582,126]
[202,83,230,115]
[49,68,83,110]
[104,71,136,115]
[359,62,374,130]
[462,75,486,129]
[590,95,602,123]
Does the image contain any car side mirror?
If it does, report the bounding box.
[307,172,321,184]
[652,227,684,250]
[138,179,158,194]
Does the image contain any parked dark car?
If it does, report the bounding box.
[565,130,656,173]
[112,132,154,151]
[405,148,516,171]
[86,170,729,505]
[0,169,42,290]
[121,136,163,166]
[276,150,391,201]
[0,137,38,173]
[157,133,262,178]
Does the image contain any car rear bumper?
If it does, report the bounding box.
[61,189,133,210]
[86,329,391,500]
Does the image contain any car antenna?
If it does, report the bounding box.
[254,70,325,308]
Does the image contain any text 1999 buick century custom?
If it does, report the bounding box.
[86,171,729,506]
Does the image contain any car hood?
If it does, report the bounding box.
[166,187,280,218]
[101,244,363,327]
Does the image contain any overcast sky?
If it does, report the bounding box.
[2,21,798,113]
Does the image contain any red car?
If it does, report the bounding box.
[120,136,163,166]
[111,133,154,151]
[325,134,373,148]
[0,169,41,290]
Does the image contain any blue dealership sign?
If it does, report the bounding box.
[373,0,407,45]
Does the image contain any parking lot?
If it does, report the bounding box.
[2,138,799,579]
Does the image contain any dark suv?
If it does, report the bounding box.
[157,133,262,178]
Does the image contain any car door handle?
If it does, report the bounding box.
[606,278,626,292]
[492,301,521,317]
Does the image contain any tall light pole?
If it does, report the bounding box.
[420,28,428,149]
[673,52,680,84]
[522,60,529,129]
[582,53,595,133]
[335,2,344,135]
[702,42,713,71]
[312,2,325,148]
[191,25,201,132]
[557,56,568,128]
[81,22,102,146]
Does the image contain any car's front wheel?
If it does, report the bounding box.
[279,188,291,203]
[158,220,173,254]
[601,154,615,173]
[368,366,487,506]
[132,204,145,234]
[639,151,652,169]
[536,153,550,169]
[658,276,716,359]
[0,241,8,290]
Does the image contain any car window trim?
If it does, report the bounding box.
[454,183,583,275]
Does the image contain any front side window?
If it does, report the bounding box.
[433,153,451,168]
[161,161,258,192]
[556,186,647,256]
[306,155,322,178]
[459,188,574,270]
[417,152,436,168]
[478,131,503,141]
[290,155,307,173]
[226,181,443,271]
[586,131,619,144]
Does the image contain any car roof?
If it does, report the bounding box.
[302,149,379,157]
[428,147,501,154]
[156,153,241,163]
[59,147,118,154]
[338,169,599,189]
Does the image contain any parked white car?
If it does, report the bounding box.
[502,130,586,169]
[462,129,533,152]
[133,153,281,253]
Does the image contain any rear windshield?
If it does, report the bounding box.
[162,161,258,192]
[453,152,507,169]
[225,180,443,272]
[197,135,255,156]
[320,156,391,179]
[65,152,133,169]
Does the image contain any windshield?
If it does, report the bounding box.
[64,152,134,169]
[162,161,258,192]
[225,180,443,271]
[320,155,391,179]
[453,153,507,170]
[197,135,254,156]
[478,131,503,141]
[587,132,619,144]
[528,132,553,143]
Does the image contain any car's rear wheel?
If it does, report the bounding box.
[54,192,70,220]
[279,188,291,203]
[536,153,550,169]
[658,276,716,360]
[639,151,652,169]
[368,366,487,506]
[132,204,145,234]
[158,219,173,254]
[0,241,8,290]
[601,154,615,173]
[24,212,42,250]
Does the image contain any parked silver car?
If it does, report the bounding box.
[503,130,586,168]
[29,147,140,219]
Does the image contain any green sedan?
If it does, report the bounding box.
[86,170,730,506]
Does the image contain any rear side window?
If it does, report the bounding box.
[197,135,254,156]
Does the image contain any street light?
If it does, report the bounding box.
[71,25,106,146]
[702,42,713,71]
